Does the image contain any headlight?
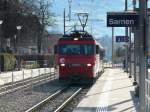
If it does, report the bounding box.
[60,64,65,67]
[87,64,92,67]
[74,38,78,40]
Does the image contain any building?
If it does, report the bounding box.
[46,33,62,54]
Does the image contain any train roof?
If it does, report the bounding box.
[60,30,94,41]
[58,30,104,51]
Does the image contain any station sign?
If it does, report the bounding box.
[107,12,139,27]
[116,36,129,42]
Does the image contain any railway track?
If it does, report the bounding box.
[0,71,57,96]
[25,87,82,112]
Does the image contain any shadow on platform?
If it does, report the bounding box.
[74,98,137,112]
[85,85,134,98]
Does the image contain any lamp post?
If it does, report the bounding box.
[0,20,3,25]
[14,35,17,53]
[16,25,22,54]
[16,26,22,70]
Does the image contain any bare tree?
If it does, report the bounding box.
[0,0,55,53]
[22,0,55,53]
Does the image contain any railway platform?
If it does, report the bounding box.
[73,68,138,112]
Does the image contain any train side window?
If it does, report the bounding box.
[54,45,57,54]
[96,45,99,54]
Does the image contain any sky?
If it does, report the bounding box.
[50,0,136,38]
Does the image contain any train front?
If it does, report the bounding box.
[55,31,100,83]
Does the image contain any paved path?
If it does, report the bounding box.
[74,68,138,112]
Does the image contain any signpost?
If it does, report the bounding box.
[107,12,139,27]
[116,36,129,42]
[107,12,139,74]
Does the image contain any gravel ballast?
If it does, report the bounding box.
[62,87,90,112]
[0,79,65,112]
[36,87,78,112]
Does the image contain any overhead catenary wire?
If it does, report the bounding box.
[64,0,106,36]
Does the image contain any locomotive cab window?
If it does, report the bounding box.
[59,44,94,55]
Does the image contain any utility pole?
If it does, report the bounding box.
[64,9,66,35]
[133,0,136,10]
[139,0,147,111]
[112,27,114,67]
[133,30,138,85]
[125,0,127,11]
[125,0,129,73]
[68,0,72,21]
[133,0,137,85]
[129,28,132,78]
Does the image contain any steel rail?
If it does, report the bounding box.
[0,74,55,96]
[54,87,82,112]
[25,88,66,112]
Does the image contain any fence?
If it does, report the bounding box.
[0,57,58,95]
[103,62,123,68]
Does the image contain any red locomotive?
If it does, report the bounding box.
[54,31,104,84]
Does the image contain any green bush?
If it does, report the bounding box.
[0,53,16,71]
[32,61,40,68]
